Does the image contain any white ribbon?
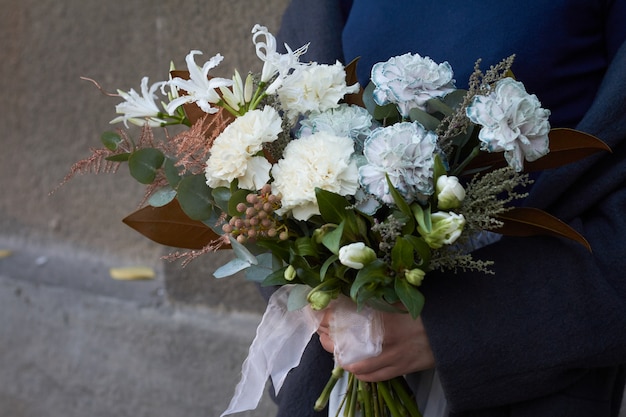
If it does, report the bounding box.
[221,286,384,416]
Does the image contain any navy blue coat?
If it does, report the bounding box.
[272,1,626,416]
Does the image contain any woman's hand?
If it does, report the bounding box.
[317,307,435,382]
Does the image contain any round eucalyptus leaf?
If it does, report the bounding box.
[128,148,165,184]
[101,131,123,151]
[147,186,177,207]
[176,174,215,220]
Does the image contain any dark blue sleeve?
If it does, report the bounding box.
[420,38,626,413]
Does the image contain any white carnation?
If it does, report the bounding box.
[205,106,282,190]
[372,53,456,117]
[278,61,360,121]
[466,77,551,171]
[298,104,374,144]
[271,132,359,221]
[359,122,438,205]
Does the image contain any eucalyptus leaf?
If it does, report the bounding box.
[176,174,215,220]
[229,236,259,265]
[212,187,231,213]
[128,148,165,184]
[101,131,122,151]
[287,285,312,311]
[164,157,182,188]
[213,258,251,279]
[408,108,442,132]
[105,153,131,162]
[245,253,280,283]
[148,186,177,207]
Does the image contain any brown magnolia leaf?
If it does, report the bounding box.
[495,207,591,251]
[464,128,611,174]
[122,199,228,250]
[342,57,365,108]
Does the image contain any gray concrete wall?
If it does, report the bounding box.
[0,1,291,416]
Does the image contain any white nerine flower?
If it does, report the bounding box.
[219,70,255,112]
[205,106,282,190]
[338,242,377,269]
[436,175,466,210]
[251,24,308,94]
[372,52,456,117]
[359,122,438,205]
[166,50,233,115]
[271,132,359,221]
[466,77,551,172]
[418,211,466,249]
[110,77,168,127]
[278,61,360,122]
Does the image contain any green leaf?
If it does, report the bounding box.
[101,131,123,151]
[321,221,345,255]
[425,98,454,117]
[211,187,231,213]
[395,278,425,319]
[408,108,442,132]
[261,266,291,287]
[228,189,251,217]
[391,236,415,271]
[319,254,339,282]
[147,186,177,207]
[349,259,389,301]
[128,148,165,184]
[404,234,432,268]
[105,153,130,162]
[316,188,349,224]
[362,82,401,124]
[295,236,319,257]
[412,203,432,234]
[164,157,182,188]
[176,174,215,220]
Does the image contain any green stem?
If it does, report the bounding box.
[377,381,404,417]
[315,366,345,411]
[451,145,480,176]
[390,378,422,417]
[358,380,373,417]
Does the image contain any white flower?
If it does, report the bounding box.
[372,53,456,117]
[271,132,359,221]
[466,77,551,171]
[298,104,374,144]
[436,175,466,210]
[359,122,438,205]
[418,211,466,249]
[251,24,308,94]
[278,61,360,122]
[166,50,233,115]
[110,77,168,127]
[219,70,255,112]
[338,242,377,269]
[205,106,282,190]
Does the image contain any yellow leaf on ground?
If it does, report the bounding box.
[0,250,12,259]
[109,266,155,280]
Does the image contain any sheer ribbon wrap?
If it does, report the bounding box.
[221,285,384,416]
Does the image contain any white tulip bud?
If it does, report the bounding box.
[338,242,377,269]
[436,175,465,210]
[419,211,466,249]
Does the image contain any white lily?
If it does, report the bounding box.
[166,50,233,115]
[110,77,168,127]
[251,24,308,94]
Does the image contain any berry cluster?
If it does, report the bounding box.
[222,184,288,243]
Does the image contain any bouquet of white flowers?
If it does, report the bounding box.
[63,24,609,417]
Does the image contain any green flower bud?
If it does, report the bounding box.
[307,289,333,310]
[284,265,296,281]
[405,268,426,286]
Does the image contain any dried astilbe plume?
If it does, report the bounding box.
[170,107,232,175]
[50,129,135,194]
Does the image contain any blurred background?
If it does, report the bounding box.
[0,1,292,416]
